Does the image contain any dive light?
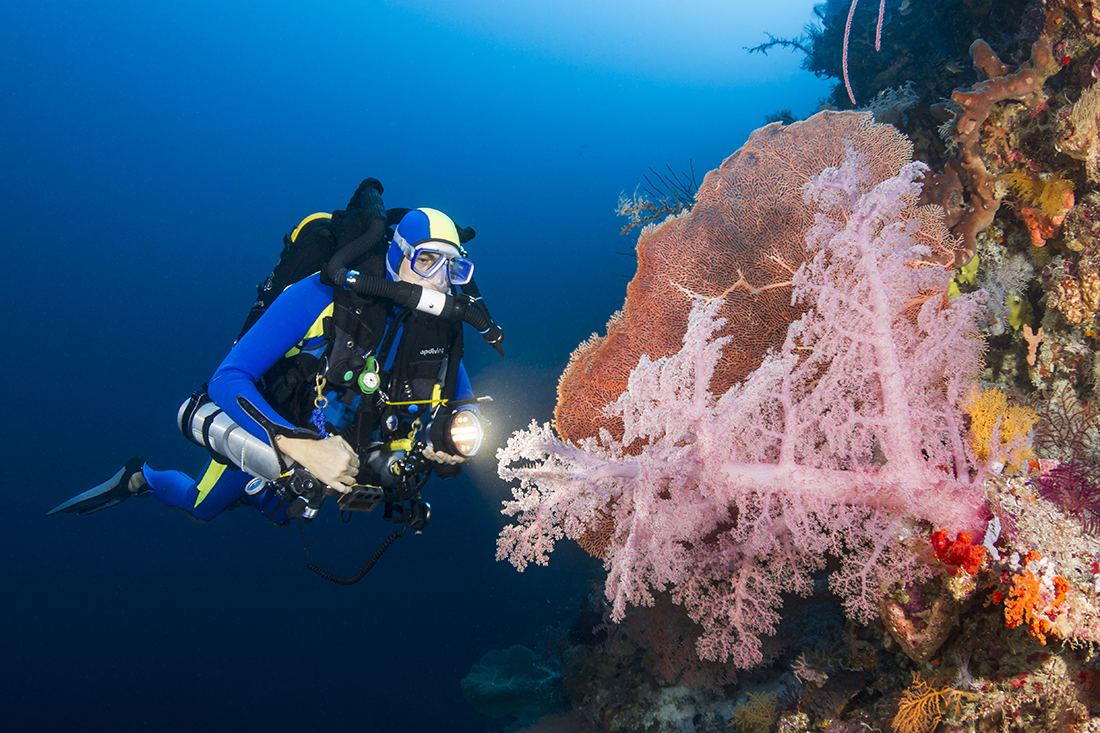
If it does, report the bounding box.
[428,408,484,458]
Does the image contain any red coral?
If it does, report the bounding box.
[931,530,987,575]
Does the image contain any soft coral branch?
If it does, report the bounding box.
[498,150,987,668]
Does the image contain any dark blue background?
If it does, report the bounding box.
[1,2,826,730]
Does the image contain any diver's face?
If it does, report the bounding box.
[398,253,449,293]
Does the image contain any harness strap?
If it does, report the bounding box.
[198,405,234,467]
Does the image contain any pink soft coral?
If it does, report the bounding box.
[497,151,988,669]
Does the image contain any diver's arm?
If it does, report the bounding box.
[274,434,358,492]
[453,361,475,403]
[209,274,334,442]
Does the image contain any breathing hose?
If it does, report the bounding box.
[326,178,388,288]
[345,275,499,334]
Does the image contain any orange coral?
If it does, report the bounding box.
[555,111,918,445]
[1019,191,1075,247]
[1054,575,1069,606]
[1004,569,1052,643]
[892,672,969,733]
[1002,169,1075,247]
[1022,325,1044,366]
[1003,552,1069,645]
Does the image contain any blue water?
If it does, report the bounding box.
[1,2,828,730]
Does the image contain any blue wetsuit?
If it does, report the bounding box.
[143,274,473,524]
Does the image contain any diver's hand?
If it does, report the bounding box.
[275,435,359,493]
[423,445,468,466]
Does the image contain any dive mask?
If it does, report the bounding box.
[409,242,474,285]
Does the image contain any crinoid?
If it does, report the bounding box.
[1035,460,1100,535]
[1033,384,1100,534]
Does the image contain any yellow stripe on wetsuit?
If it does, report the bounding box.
[194,461,230,507]
[284,302,333,358]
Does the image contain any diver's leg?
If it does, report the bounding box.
[143,459,251,522]
[47,456,148,515]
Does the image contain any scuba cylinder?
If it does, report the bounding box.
[177,391,282,480]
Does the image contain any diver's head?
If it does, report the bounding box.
[387,208,473,293]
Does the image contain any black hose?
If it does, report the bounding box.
[459,278,504,353]
[299,519,404,586]
[326,179,387,287]
[342,275,504,355]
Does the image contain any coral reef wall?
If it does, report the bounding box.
[494,4,1100,731]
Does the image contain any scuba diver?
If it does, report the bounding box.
[49,179,503,579]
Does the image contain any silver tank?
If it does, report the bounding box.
[177,394,282,481]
